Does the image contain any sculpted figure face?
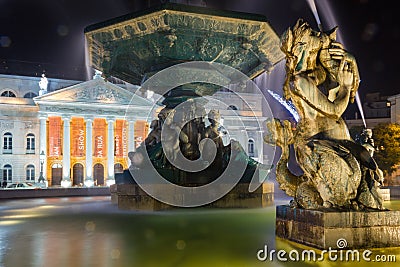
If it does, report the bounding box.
[208,110,220,126]
[164,109,176,125]
[281,19,323,75]
[281,19,359,104]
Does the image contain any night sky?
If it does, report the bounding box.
[0,0,399,101]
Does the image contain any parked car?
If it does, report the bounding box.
[4,182,42,190]
[32,182,47,189]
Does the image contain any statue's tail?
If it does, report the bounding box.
[264,118,301,196]
[309,132,377,170]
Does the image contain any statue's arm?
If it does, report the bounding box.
[145,132,155,145]
[179,127,189,143]
[292,64,354,119]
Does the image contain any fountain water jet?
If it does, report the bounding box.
[355,91,367,128]
[267,90,299,122]
[306,0,322,31]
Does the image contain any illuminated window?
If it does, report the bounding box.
[1,91,16,97]
[24,92,37,98]
[26,133,35,154]
[3,132,12,154]
[26,164,35,181]
[228,105,238,110]
[248,139,255,157]
[3,164,12,182]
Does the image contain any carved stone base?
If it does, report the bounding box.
[276,205,400,249]
[110,183,274,211]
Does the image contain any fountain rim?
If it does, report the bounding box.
[84,2,275,34]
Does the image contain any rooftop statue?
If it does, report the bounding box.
[38,73,48,95]
[265,19,384,210]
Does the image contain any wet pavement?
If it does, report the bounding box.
[0,196,399,267]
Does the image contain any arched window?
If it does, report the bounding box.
[1,90,16,97]
[248,139,255,157]
[26,164,35,181]
[3,164,12,182]
[228,105,238,110]
[24,92,37,98]
[51,163,63,186]
[26,133,35,154]
[3,132,12,154]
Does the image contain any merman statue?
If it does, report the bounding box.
[265,19,384,210]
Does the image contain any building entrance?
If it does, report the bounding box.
[73,163,84,186]
[94,163,104,186]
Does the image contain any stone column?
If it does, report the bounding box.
[107,117,115,182]
[128,119,136,153]
[125,119,136,167]
[85,117,93,184]
[62,116,71,185]
[257,130,264,163]
[240,129,247,153]
[39,114,47,180]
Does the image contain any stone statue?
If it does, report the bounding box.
[38,73,48,95]
[145,119,161,146]
[265,19,384,210]
[204,110,224,149]
[179,100,203,160]
[355,128,385,209]
[159,109,181,166]
[126,94,269,185]
[359,128,375,156]
[201,109,224,165]
[93,69,103,79]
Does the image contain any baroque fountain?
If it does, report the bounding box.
[85,2,400,249]
[85,2,283,209]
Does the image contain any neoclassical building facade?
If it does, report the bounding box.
[33,77,153,187]
[1,73,266,187]
[0,74,80,187]
[0,74,153,187]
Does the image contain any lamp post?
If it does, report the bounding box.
[38,150,45,183]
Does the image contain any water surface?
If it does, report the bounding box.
[0,196,399,267]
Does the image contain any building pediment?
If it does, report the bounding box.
[34,78,153,107]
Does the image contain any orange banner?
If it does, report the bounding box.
[115,120,128,158]
[93,118,106,158]
[48,116,62,157]
[134,120,149,148]
[71,117,85,157]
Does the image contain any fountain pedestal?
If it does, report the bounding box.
[111,183,274,210]
[276,205,400,249]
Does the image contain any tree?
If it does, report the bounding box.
[371,123,400,176]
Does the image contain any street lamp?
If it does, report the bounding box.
[38,150,45,183]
